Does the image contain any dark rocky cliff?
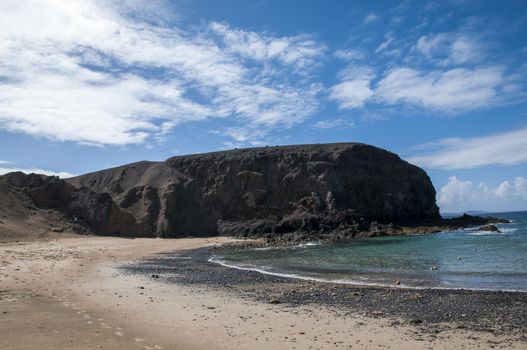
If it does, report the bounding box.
[0,172,147,237]
[66,143,441,237]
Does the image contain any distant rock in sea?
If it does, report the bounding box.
[479,224,501,233]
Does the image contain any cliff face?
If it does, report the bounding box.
[0,172,147,237]
[66,143,440,237]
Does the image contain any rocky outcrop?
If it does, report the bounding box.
[0,172,147,236]
[479,224,501,233]
[66,143,441,237]
[1,143,510,240]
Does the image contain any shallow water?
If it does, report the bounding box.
[211,211,527,291]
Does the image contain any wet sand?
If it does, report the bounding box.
[1,236,526,349]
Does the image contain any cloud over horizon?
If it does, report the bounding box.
[0,161,75,178]
[406,126,527,170]
[437,176,527,212]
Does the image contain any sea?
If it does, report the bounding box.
[210,211,527,292]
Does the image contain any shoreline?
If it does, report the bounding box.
[206,222,525,293]
[207,255,527,293]
[2,236,526,349]
[123,245,527,339]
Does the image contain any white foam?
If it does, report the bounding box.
[295,242,322,248]
[252,241,322,251]
[207,256,526,293]
[466,227,518,236]
[498,227,518,233]
[466,231,498,236]
[252,246,276,251]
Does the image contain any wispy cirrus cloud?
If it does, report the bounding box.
[209,22,325,72]
[330,65,507,112]
[363,13,379,24]
[374,32,397,55]
[0,0,324,147]
[415,32,482,65]
[406,126,527,170]
[210,127,269,143]
[333,49,365,61]
[330,16,526,114]
[375,66,504,111]
[329,65,375,109]
[312,118,354,129]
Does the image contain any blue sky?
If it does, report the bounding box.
[0,0,526,213]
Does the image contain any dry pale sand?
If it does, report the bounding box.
[0,236,525,350]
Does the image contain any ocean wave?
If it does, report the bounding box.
[208,255,394,287]
[252,246,278,251]
[466,231,501,236]
[466,228,518,236]
[295,242,322,248]
[207,256,526,293]
[497,227,518,233]
[252,241,322,251]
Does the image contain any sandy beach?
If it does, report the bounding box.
[1,236,526,350]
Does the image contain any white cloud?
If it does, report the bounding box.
[337,65,375,81]
[0,166,75,178]
[209,22,324,72]
[437,176,475,208]
[438,176,527,212]
[330,21,525,113]
[494,177,527,198]
[330,81,374,109]
[375,32,396,54]
[376,67,504,111]
[217,127,270,143]
[329,66,375,109]
[0,0,324,146]
[407,126,527,170]
[363,13,379,24]
[334,49,365,61]
[312,118,354,129]
[416,33,481,65]
[330,65,506,112]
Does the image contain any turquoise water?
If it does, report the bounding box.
[212,211,527,291]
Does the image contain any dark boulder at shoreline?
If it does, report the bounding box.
[0,143,509,239]
[479,224,502,233]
